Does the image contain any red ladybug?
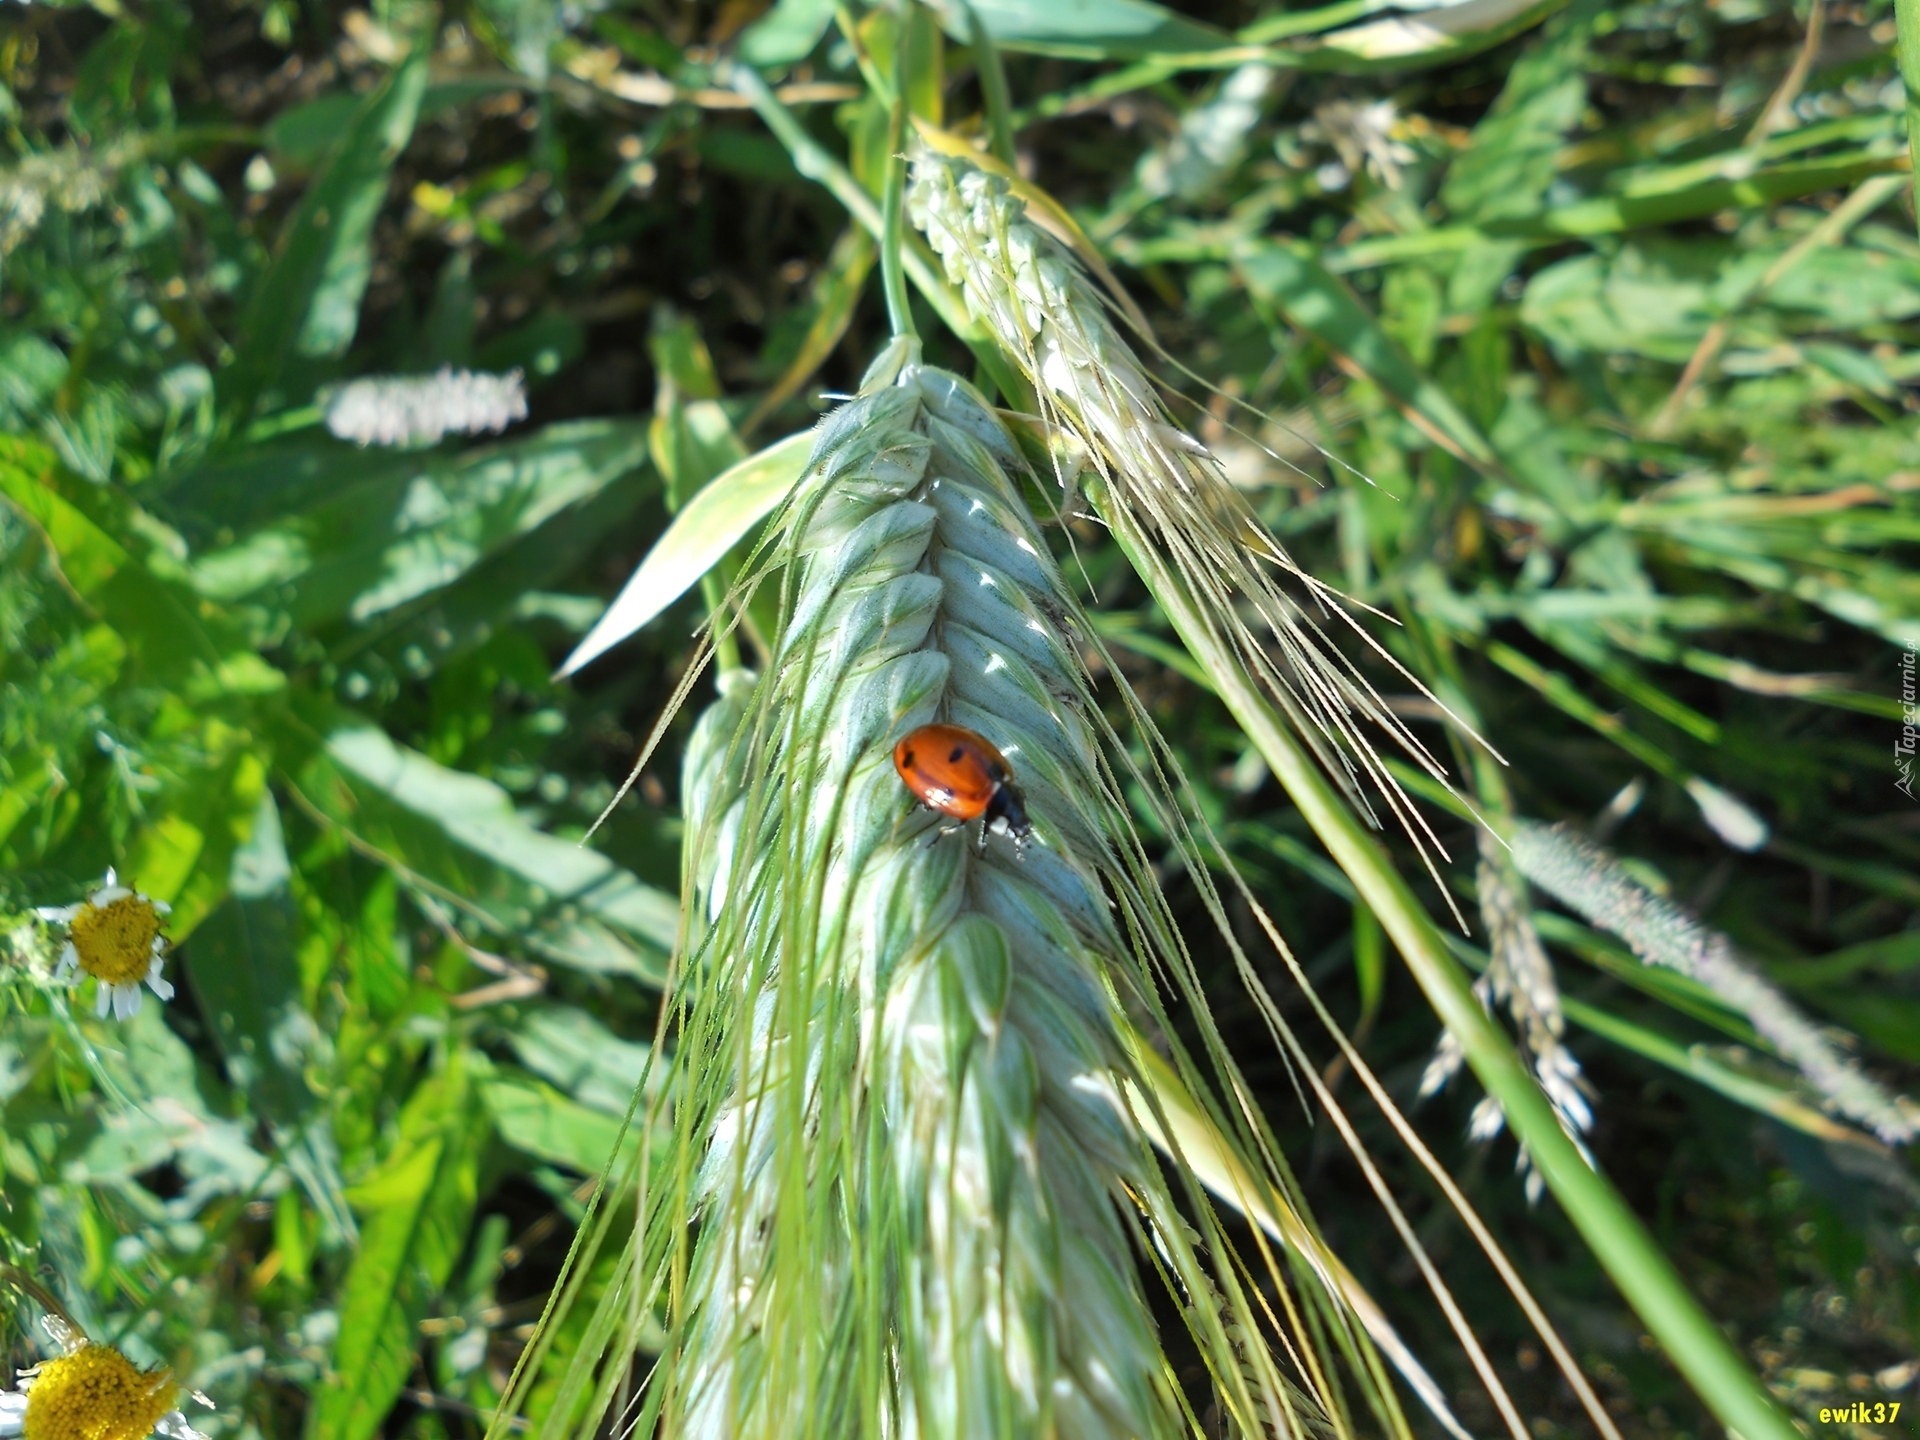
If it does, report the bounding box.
[893,723,1033,854]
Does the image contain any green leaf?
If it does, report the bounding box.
[482,1072,647,1175]
[186,420,650,629]
[187,790,299,1114]
[509,1005,657,1115]
[124,747,273,940]
[267,79,527,171]
[185,789,357,1245]
[1352,902,1385,1025]
[933,0,1233,59]
[0,333,69,429]
[0,436,227,682]
[315,725,677,979]
[1521,245,1716,364]
[649,310,725,402]
[593,14,684,70]
[737,0,836,66]
[69,1002,275,1204]
[1438,3,1593,222]
[1308,0,1566,71]
[265,93,360,169]
[359,467,653,663]
[1764,242,1920,329]
[1522,153,1909,240]
[1233,241,1497,468]
[227,52,431,418]
[307,1058,487,1440]
[560,429,813,676]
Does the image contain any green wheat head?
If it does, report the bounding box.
[640,340,1363,1439]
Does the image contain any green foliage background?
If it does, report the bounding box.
[0,0,1915,1434]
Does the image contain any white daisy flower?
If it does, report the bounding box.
[0,1319,210,1440]
[34,867,175,1021]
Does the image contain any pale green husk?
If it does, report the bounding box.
[528,341,1408,1440]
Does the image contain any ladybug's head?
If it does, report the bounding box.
[984,784,1033,858]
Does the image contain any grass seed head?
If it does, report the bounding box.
[1513,821,1918,1145]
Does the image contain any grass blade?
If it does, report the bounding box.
[558,430,814,676]
[224,52,431,421]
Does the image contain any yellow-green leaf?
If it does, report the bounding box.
[560,429,815,676]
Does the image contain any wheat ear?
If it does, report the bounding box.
[653,338,1355,1439]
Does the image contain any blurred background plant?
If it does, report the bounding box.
[0,0,1915,1432]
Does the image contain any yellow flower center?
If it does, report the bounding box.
[68,896,161,986]
[23,1345,178,1440]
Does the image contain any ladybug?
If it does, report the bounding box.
[893,723,1033,854]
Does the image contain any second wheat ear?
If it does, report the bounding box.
[907,146,1492,918]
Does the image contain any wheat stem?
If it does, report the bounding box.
[881,24,916,340]
[1099,504,1800,1440]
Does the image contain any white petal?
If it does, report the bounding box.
[147,970,175,1003]
[114,984,142,1020]
[0,1389,27,1436]
[95,984,113,1018]
[94,885,131,905]
[154,1410,212,1440]
[33,905,79,922]
[150,898,172,915]
[56,943,79,979]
